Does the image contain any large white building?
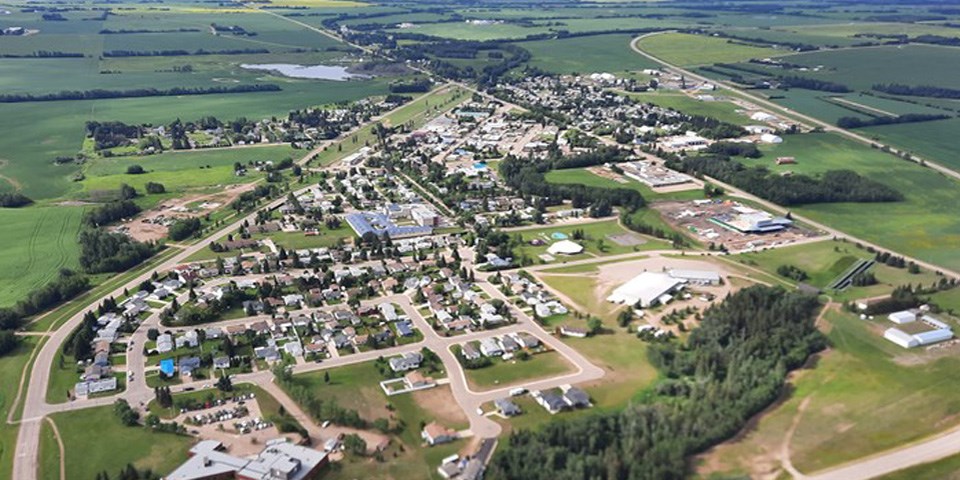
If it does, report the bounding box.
[547,240,584,256]
[606,272,685,308]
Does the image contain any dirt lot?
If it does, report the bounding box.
[115,184,254,242]
[176,396,285,457]
[410,385,469,429]
[653,199,820,252]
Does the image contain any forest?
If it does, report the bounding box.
[488,286,825,479]
[78,229,157,274]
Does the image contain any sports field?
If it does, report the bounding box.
[0,207,84,308]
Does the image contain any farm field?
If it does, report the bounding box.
[861,118,960,173]
[463,350,573,390]
[751,132,960,271]
[699,308,960,477]
[517,33,659,74]
[766,44,960,91]
[635,32,782,67]
[48,404,193,479]
[0,207,84,308]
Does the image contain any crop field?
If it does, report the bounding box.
[768,44,960,91]
[635,32,782,67]
[700,308,960,477]
[772,22,960,41]
[0,207,84,308]
[862,118,960,172]
[517,34,659,74]
[752,133,960,271]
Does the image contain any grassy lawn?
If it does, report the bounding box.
[252,223,356,250]
[0,337,40,476]
[700,308,960,476]
[539,257,646,275]
[0,206,84,308]
[513,218,671,265]
[877,453,960,480]
[538,273,619,321]
[625,91,754,126]
[47,404,193,479]
[286,361,394,421]
[463,350,573,390]
[635,32,781,67]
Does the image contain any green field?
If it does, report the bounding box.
[0,337,41,478]
[877,453,960,480]
[48,404,193,479]
[0,207,84,307]
[702,308,960,475]
[518,33,659,74]
[626,91,754,126]
[768,44,960,92]
[544,167,705,202]
[463,350,572,389]
[512,218,671,265]
[753,132,960,272]
[635,32,781,67]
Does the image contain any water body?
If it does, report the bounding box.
[239,63,369,81]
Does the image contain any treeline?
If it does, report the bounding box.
[168,217,201,241]
[389,78,431,93]
[777,75,851,93]
[487,286,825,479]
[837,113,950,129]
[78,229,157,274]
[103,48,269,57]
[873,83,960,99]
[667,155,903,205]
[0,192,33,208]
[99,28,200,34]
[0,51,84,58]
[83,200,141,227]
[0,269,91,358]
[0,84,281,103]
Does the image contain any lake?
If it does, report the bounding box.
[239,63,369,81]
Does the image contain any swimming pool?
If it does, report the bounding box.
[551,232,568,240]
[473,162,488,170]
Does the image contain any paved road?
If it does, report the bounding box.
[629,32,960,185]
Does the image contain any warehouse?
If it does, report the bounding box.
[606,272,685,308]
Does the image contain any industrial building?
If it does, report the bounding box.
[668,269,721,285]
[710,206,792,234]
[606,272,685,308]
[883,310,954,349]
[167,439,328,480]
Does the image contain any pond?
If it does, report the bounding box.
[239,63,369,81]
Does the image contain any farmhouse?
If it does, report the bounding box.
[606,272,685,308]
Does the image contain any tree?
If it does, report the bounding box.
[586,317,603,335]
[216,374,233,392]
[343,433,367,456]
[145,182,165,194]
[324,371,330,384]
[126,164,145,175]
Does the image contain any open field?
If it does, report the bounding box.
[512,218,671,265]
[735,239,942,300]
[517,33,659,74]
[0,206,84,307]
[699,308,960,477]
[544,166,705,202]
[48,404,193,479]
[464,350,573,389]
[752,132,960,271]
[877,453,960,480]
[635,32,781,67]
[0,337,41,477]
[626,91,755,126]
[861,118,960,173]
[765,44,960,92]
